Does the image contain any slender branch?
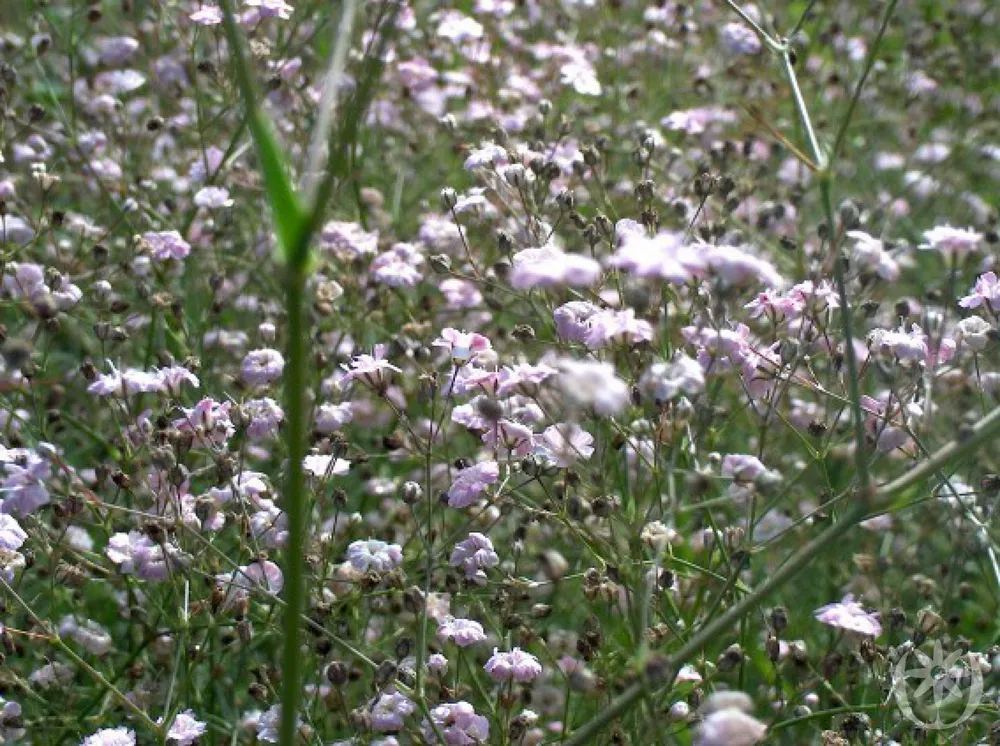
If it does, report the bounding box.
[781,49,825,170]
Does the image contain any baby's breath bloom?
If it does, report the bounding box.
[81,727,135,746]
[919,225,982,260]
[240,348,285,385]
[484,647,542,682]
[449,533,499,582]
[813,594,882,637]
[347,539,404,573]
[437,616,488,647]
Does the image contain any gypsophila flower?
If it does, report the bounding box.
[449,533,499,582]
[437,616,488,647]
[535,423,594,468]
[302,453,350,478]
[240,348,285,385]
[347,539,404,573]
[193,185,233,209]
[421,701,490,745]
[142,230,191,261]
[484,647,542,682]
[81,727,135,746]
[447,461,499,508]
[166,710,207,746]
[640,354,705,403]
[371,691,415,732]
[920,225,982,260]
[814,594,882,637]
[960,271,1000,310]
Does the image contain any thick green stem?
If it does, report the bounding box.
[279,260,309,746]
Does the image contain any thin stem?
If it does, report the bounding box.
[279,260,309,746]
[781,49,825,169]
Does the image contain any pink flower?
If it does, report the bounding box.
[813,594,882,637]
[959,271,1000,310]
[341,344,402,387]
[484,647,542,682]
[433,328,492,365]
[509,244,601,289]
[920,224,982,260]
[166,711,207,746]
[447,461,499,508]
[421,701,490,744]
[639,354,705,403]
[189,5,223,24]
[371,242,425,288]
[449,533,499,581]
[142,230,191,261]
[437,616,488,647]
[244,0,294,20]
[536,424,594,468]
[554,301,601,343]
[847,231,900,281]
[584,308,654,349]
[215,560,284,609]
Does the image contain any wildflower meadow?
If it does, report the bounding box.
[1,0,999,743]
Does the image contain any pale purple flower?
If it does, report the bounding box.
[447,461,499,508]
[959,271,1000,309]
[371,691,415,732]
[719,22,762,55]
[695,709,767,746]
[190,5,223,24]
[347,539,403,573]
[449,533,499,581]
[302,454,350,478]
[244,397,284,440]
[0,515,27,551]
[813,594,882,637]
[868,324,928,363]
[640,354,705,403]
[371,242,425,288]
[156,365,200,395]
[166,710,207,746]
[427,653,449,674]
[1,449,52,516]
[584,308,654,349]
[439,278,483,309]
[554,301,601,343]
[341,344,402,387]
[484,647,542,682]
[59,616,113,656]
[463,141,508,170]
[700,244,785,288]
[87,363,165,397]
[920,224,982,260]
[81,727,136,746]
[142,230,191,261]
[721,454,768,482]
[193,186,233,209]
[96,36,141,66]
[433,328,492,365]
[482,419,535,458]
[536,424,594,468]
[174,398,235,444]
[241,348,285,385]
[215,560,284,609]
[105,531,189,581]
[314,402,354,433]
[436,11,484,43]
[509,244,601,289]
[437,616,488,647]
[245,0,294,19]
[861,394,912,453]
[847,230,901,281]
[556,359,630,416]
[320,221,378,260]
[421,701,490,745]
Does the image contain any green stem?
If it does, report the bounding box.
[279,260,309,746]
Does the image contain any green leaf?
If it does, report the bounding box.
[218,0,306,260]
